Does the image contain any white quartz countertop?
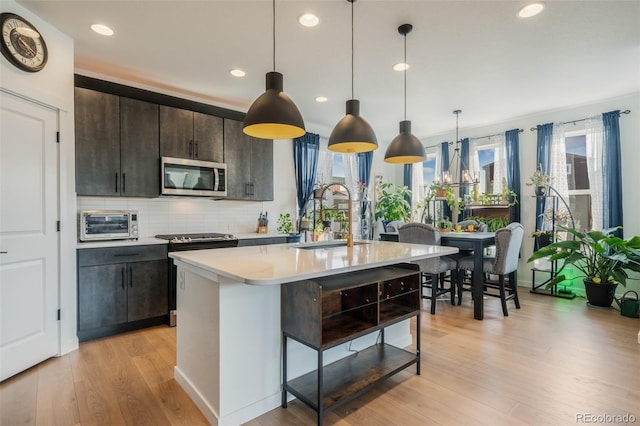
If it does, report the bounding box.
[169,240,458,285]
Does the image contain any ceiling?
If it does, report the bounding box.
[17,0,640,143]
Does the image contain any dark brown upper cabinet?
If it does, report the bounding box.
[75,88,159,197]
[223,118,273,201]
[159,106,223,163]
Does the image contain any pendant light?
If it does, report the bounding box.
[384,24,426,164]
[243,0,305,140]
[327,0,378,153]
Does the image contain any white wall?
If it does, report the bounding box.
[404,92,640,295]
[0,0,77,354]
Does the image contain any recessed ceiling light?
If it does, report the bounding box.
[298,13,319,27]
[518,2,545,18]
[91,24,114,36]
[315,96,328,103]
[393,62,409,72]
[229,69,246,77]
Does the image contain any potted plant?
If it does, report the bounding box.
[527,225,640,307]
[531,229,554,250]
[277,213,301,243]
[374,183,412,231]
[443,186,464,224]
[436,216,453,232]
[526,164,553,196]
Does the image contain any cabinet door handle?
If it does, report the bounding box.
[113,253,140,257]
[129,267,133,288]
[121,266,125,289]
[194,141,199,158]
[122,173,126,193]
[188,140,193,157]
[250,182,255,196]
[245,183,250,196]
[115,173,118,193]
[0,251,7,254]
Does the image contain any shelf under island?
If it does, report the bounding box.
[169,240,458,425]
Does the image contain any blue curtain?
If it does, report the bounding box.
[535,123,553,232]
[602,110,623,236]
[505,129,521,224]
[403,164,412,205]
[459,138,470,199]
[357,151,373,189]
[293,132,319,229]
[441,141,451,220]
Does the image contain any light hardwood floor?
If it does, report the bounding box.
[2,291,638,425]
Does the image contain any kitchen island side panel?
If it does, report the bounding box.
[173,261,412,425]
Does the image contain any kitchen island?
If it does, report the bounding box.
[170,240,457,425]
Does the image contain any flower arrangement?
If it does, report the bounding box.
[356,181,367,192]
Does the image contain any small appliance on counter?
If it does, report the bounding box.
[79,210,139,241]
[154,232,239,326]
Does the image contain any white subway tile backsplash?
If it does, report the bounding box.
[77,196,275,237]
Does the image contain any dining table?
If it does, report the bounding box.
[379,231,496,320]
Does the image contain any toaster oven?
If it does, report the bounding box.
[79,210,139,241]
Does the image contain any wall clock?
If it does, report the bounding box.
[1,12,48,72]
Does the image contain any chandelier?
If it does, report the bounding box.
[435,110,479,187]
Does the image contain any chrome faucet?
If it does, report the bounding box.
[318,183,353,247]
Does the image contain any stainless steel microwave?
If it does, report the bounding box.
[79,210,139,241]
[161,156,227,198]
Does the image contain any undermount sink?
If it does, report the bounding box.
[296,241,370,250]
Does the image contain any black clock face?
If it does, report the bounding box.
[1,12,48,72]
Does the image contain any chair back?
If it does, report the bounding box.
[491,222,524,274]
[398,222,441,245]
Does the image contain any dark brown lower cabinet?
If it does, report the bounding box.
[77,245,168,341]
[281,263,421,425]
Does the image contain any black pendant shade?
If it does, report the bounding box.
[384,23,426,164]
[242,0,305,140]
[384,120,426,163]
[328,0,378,153]
[243,73,305,140]
[328,99,378,153]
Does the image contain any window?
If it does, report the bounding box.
[565,132,592,230]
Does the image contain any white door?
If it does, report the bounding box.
[0,90,59,381]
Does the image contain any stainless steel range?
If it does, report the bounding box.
[155,232,239,326]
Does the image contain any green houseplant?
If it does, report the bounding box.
[374,183,412,230]
[277,213,301,242]
[527,225,640,307]
[526,164,553,196]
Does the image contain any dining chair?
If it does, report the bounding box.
[398,223,457,314]
[457,222,524,316]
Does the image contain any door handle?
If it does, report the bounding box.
[129,267,133,288]
[194,141,199,158]
[0,251,7,254]
[115,172,118,193]
[188,140,193,157]
[122,173,126,193]
[121,266,125,289]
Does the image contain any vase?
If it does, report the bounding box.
[534,186,547,197]
[583,279,617,308]
[286,234,301,243]
[534,234,551,250]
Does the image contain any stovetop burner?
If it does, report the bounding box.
[155,232,238,244]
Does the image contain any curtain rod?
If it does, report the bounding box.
[423,128,524,149]
[529,109,631,131]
